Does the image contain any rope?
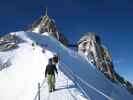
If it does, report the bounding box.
[76,76,113,100]
[60,62,91,99]
[33,48,112,100]
[61,62,113,100]
[33,77,47,100]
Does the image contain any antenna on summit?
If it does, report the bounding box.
[45,7,48,16]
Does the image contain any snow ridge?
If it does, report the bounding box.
[0,31,133,100]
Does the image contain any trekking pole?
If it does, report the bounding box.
[38,83,40,100]
[66,76,69,88]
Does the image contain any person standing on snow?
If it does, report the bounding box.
[53,54,59,65]
[45,58,58,92]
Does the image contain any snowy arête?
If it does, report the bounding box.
[0,9,133,100]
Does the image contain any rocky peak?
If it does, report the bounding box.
[27,8,68,46]
[78,32,105,67]
[78,32,133,94]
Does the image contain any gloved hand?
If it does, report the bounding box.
[56,72,58,77]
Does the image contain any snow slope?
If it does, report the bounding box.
[0,31,133,100]
[0,43,52,100]
[37,69,88,100]
[0,31,87,100]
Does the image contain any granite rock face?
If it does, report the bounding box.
[78,32,133,94]
[27,9,68,46]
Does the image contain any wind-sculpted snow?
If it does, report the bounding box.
[0,31,133,100]
[0,42,53,100]
[18,31,133,100]
[0,51,14,71]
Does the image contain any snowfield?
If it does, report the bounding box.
[0,31,133,100]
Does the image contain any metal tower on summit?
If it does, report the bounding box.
[45,8,48,16]
[27,8,68,46]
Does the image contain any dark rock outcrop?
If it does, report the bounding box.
[0,33,18,51]
[27,8,68,46]
[78,32,133,94]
